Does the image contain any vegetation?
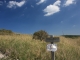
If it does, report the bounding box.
[33,30,48,41]
[62,35,80,39]
[0,34,80,60]
[0,29,13,35]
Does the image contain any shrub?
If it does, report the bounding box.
[0,29,13,35]
[33,30,48,41]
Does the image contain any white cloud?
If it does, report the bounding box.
[73,25,76,27]
[7,0,26,8]
[36,0,46,5]
[4,0,6,3]
[64,0,76,6]
[61,21,63,23]
[0,1,3,5]
[31,5,34,8]
[43,0,61,16]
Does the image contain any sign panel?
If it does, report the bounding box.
[47,44,57,52]
[46,37,60,42]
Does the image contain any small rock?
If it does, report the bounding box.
[0,53,5,58]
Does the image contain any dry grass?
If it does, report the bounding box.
[0,35,80,60]
[56,36,80,60]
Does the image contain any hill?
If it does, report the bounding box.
[0,29,13,35]
[0,34,80,60]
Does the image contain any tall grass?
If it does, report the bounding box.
[0,35,80,60]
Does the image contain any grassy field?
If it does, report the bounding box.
[0,34,80,60]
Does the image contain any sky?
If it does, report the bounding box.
[0,0,80,35]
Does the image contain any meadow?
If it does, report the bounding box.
[0,34,80,60]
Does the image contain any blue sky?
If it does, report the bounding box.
[0,0,80,35]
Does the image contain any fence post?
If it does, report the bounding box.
[51,42,55,60]
[51,51,55,60]
[46,35,60,60]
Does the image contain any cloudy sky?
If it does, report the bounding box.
[0,0,80,35]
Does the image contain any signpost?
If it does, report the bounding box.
[45,35,60,60]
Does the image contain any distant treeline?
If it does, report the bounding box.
[62,35,80,38]
[0,29,13,35]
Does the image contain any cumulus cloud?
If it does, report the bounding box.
[64,0,76,6]
[36,0,46,5]
[7,0,26,8]
[43,0,61,16]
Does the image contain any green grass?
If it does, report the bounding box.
[0,35,80,60]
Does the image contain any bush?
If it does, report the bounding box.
[0,29,13,35]
[33,30,48,41]
[62,35,80,39]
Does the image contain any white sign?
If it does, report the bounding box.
[47,44,57,52]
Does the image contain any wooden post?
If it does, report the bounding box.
[51,51,55,60]
[51,42,55,60]
[45,35,60,60]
